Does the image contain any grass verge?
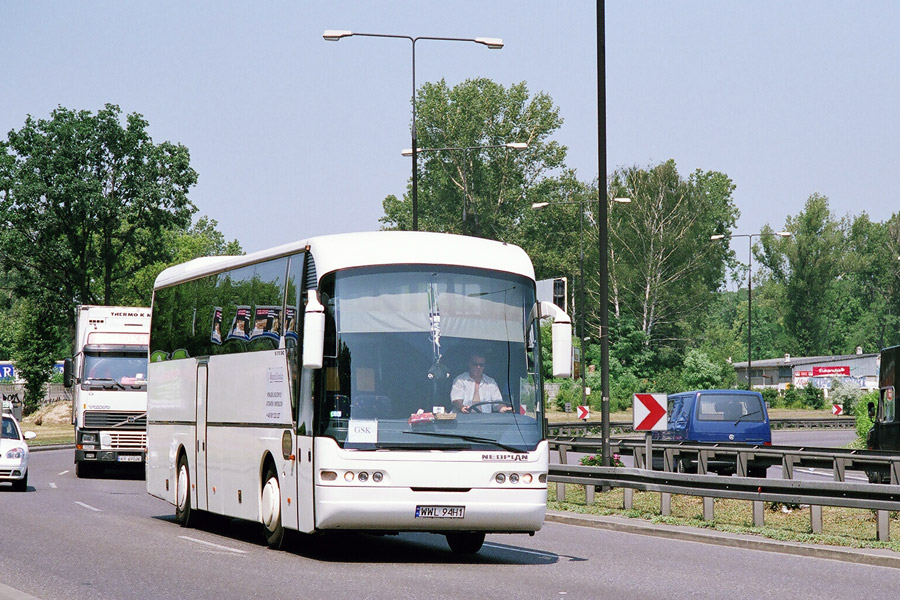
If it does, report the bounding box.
[548,483,900,552]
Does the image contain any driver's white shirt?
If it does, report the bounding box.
[450,372,503,412]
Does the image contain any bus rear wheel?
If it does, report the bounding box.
[445,532,485,554]
[175,454,193,527]
[261,464,285,549]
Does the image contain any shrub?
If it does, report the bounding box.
[854,390,877,443]
[760,388,780,408]
[580,453,624,468]
[800,382,825,409]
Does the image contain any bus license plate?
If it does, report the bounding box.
[415,505,465,519]
[117,455,142,463]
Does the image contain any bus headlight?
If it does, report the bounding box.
[358,472,369,482]
[344,471,355,482]
[372,471,383,483]
[495,473,506,484]
[509,473,520,484]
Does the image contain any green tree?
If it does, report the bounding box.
[603,161,738,358]
[0,104,197,336]
[124,216,243,306]
[10,298,61,413]
[381,78,566,239]
[680,349,725,390]
[757,194,845,355]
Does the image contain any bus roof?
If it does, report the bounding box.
[154,231,535,289]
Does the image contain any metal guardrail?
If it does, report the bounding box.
[547,438,900,540]
[547,416,855,436]
[549,438,900,482]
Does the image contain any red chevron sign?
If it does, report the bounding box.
[633,393,667,431]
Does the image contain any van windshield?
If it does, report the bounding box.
[697,394,764,422]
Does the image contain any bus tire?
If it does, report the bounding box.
[261,464,284,549]
[175,454,193,527]
[445,532,485,554]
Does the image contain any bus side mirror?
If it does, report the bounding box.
[868,401,876,420]
[302,290,325,370]
[540,301,573,378]
[63,358,74,388]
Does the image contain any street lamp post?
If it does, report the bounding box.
[533,197,630,412]
[711,231,792,387]
[324,30,504,231]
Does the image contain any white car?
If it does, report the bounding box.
[1,412,35,491]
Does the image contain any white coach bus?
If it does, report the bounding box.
[146,231,572,553]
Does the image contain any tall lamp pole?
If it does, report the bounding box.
[324,30,504,231]
[711,231,792,387]
[596,0,611,466]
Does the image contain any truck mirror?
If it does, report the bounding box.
[63,358,74,388]
[868,401,876,420]
[302,290,325,370]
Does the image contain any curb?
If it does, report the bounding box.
[29,443,74,452]
[545,510,900,569]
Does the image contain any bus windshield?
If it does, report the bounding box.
[83,350,148,389]
[315,265,544,452]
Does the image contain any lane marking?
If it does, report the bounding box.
[75,501,102,512]
[49,482,57,489]
[179,536,248,554]
[58,470,69,476]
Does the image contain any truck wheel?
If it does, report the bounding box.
[75,461,95,479]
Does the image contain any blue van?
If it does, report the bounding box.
[653,389,772,477]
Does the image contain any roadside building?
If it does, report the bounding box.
[732,348,879,393]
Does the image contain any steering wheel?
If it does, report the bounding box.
[468,401,510,414]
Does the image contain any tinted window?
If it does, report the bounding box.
[697,394,764,422]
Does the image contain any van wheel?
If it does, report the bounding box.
[446,532,485,554]
[261,464,285,549]
[747,466,767,479]
[175,454,193,526]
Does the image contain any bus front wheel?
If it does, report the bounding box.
[175,454,193,527]
[445,532,485,554]
[261,464,285,549]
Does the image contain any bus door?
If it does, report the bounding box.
[195,361,209,511]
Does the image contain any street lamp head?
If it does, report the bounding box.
[710,234,726,241]
[531,202,550,209]
[613,197,631,204]
[474,37,504,49]
[505,142,528,150]
[323,29,353,41]
[776,231,792,237]
[400,148,424,157]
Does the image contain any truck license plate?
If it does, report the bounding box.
[415,505,464,519]
[117,455,142,463]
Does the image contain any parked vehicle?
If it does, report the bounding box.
[653,389,772,477]
[1,412,36,491]
[866,345,899,483]
[63,306,150,478]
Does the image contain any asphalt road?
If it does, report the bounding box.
[3,445,900,600]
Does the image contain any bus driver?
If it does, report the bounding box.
[450,353,512,413]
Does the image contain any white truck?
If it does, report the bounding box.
[63,306,150,478]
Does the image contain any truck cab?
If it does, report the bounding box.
[866,345,899,482]
[64,306,150,478]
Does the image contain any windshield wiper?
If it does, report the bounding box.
[85,378,126,390]
[734,410,762,425]
[402,430,524,453]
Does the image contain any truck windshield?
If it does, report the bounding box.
[313,265,544,453]
[83,351,148,389]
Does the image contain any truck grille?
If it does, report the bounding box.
[107,431,147,451]
[84,411,146,430]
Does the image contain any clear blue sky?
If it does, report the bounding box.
[3,1,898,256]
